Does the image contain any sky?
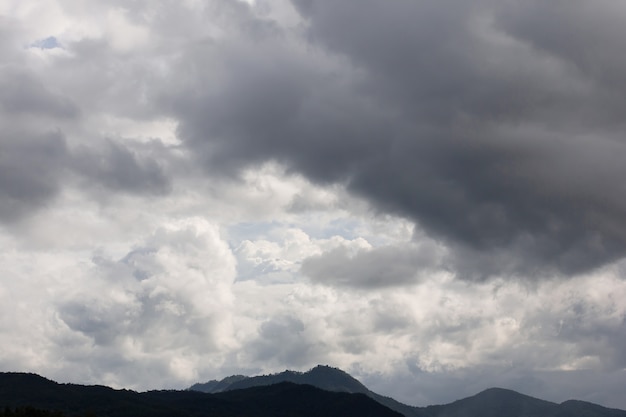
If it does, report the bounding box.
[1,0,626,410]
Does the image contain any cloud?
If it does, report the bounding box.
[494,0,626,100]
[302,242,445,288]
[0,130,68,221]
[2,0,626,410]
[246,314,328,368]
[71,138,171,195]
[231,267,626,408]
[0,14,172,223]
[0,131,170,222]
[160,0,626,279]
[0,69,78,118]
[53,218,237,387]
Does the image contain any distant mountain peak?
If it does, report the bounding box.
[190,364,366,394]
[188,365,418,417]
[308,364,351,375]
[474,387,540,399]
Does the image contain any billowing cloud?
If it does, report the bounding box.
[162,0,626,278]
[1,0,626,410]
[15,218,236,388]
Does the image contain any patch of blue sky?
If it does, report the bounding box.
[30,36,61,50]
[314,218,361,240]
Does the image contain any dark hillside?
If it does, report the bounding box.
[0,373,401,417]
[421,388,626,417]
[557,400,626,417]
[190,365,421,417]
[2,372,625,417]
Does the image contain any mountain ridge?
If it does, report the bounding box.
[1,369,625,417]
[189,366,626,417]
[190,365,419,417]
[0,373,401,417]
[420,387,626,417]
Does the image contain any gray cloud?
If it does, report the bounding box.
[2,0,626,410]
[495,0,626,105]
[165,0,626,279]
[0,69,79,118]
[302,243,444,288]
[0,130,68,221]
[0,131,170,222]
[0,40,172,222]
[72,139,171,195]
[248,314,327,367]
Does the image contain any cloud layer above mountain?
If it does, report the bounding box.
[1,0,625,409]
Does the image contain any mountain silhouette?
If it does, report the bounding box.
[190,366,626,417]
[420,387,626,417]
[1,370,625,417]
[190,365,420,417]
[0,372,401,417]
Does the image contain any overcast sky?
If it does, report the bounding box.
[1,0,626,410]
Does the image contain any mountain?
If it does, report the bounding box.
[190,367,626,417]
[559,400,626,417]
[190,365,420,417]
[0,373,174,416]
[188,374,247,393]
[420,388,626,417]
[0,372,402,417]
[2,370,625,417]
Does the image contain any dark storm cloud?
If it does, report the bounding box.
[167,0,626,279]
[494,0,626,102]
